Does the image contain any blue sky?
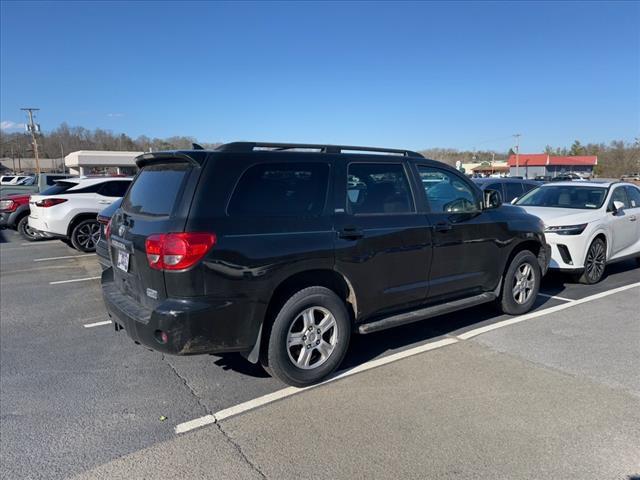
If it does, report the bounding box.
[1,1,638,152]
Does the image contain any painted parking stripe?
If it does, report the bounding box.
[537,292,573,302]
[83,320,112,328]
[34,254,96,262]
[49,276,101,285]
[458,282,640,340]
[174,337,458,434]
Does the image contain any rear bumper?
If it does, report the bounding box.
[95,238,111,269]
[101,268,259,355]
[0,212,13,227]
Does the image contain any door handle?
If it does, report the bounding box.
[338,227,364,240]
[98,200,111,204]
[434,222,452,232]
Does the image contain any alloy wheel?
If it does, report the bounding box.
[286,306,338,370]
[512,262,535,304]
[76,222,100,250]
[585,240,606,282]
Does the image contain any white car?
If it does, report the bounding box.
[29,177,132,252]
[515,181,640,283]
[0,175,32,185]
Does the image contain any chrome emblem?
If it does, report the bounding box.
[118,225,126,237]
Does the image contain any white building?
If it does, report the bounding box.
[65,150,143,176]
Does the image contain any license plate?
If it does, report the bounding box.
[116,249,130,272]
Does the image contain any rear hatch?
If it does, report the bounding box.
[29,180,80,221]
[108,155,204,309]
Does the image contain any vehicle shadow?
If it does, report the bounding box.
[541,258,639,294]
[341,294,554,370]
[222,293,557,379]
[0,229,7,243]
[211,353,271,378]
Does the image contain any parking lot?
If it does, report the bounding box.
[1,228,639,479]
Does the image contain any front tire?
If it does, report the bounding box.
[578,237,606,284]
[70,219,100,252]
[500,250,541,315]
[17,215,39,241]
[264,287,351,387]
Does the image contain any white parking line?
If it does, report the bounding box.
[34,254,96,262]
[83,320,112,328]
[174,337,458,434]
[537,292,573,302]
[458,282,640,340]
[49,276,101,285]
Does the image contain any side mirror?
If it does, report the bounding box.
[612,200,625,214]
[484,189,502,209]
[510,197,519,205]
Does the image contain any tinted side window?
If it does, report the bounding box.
[610,187,629,209]
[228,162,329,216]
[99,181,131,197]
[624,186,640,208]
[347,163,414,215]
[46,175,68,186]
[504,182,524,202]
[123,163,191,216]
[418,166,479,213]
[522,182,537,193]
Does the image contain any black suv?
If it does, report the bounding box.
[102,142,550,386]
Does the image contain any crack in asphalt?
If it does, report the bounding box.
[162,355,211,416]
[215,422,268,480]
[161,356,267,478]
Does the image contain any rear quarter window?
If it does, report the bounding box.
[227,162,329,216]
[122,163,191,216]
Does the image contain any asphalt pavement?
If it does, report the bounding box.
[1,228,639,479]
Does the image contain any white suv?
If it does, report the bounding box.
[29,177,132,251]
[515,181,640,283]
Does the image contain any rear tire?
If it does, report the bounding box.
[499,250,540,315]
[264,287,350,387]
[17,215,39,242]
[578,238,606,284]
[70,219,100,252]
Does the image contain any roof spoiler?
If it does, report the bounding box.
[135,151,206,168]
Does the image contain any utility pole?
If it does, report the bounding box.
[11,145,16,172]
[513,133,521,177]
[60,143,66,173]
[21,108,41,175]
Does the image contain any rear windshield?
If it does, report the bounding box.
[122,162,191,216]
[40,182,77,195]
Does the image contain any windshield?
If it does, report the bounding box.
[516,185,607,209]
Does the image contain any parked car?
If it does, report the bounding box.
[0,173,74,196]
[550,173,587,182]
[534,175,552,182]
[472,178,540,203]
[96,198,122,269]
[28,177,132,252]
[515,181,640,284]
[102,142,551,387]
[0,175,32,185]
[0,193,41,240]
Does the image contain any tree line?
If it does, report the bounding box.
[1,124,637,178]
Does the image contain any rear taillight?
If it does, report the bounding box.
[145,232,216,271]
[0,200,16,212]
[35,198,68,208]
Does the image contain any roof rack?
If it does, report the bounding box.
[215,142,424,158]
